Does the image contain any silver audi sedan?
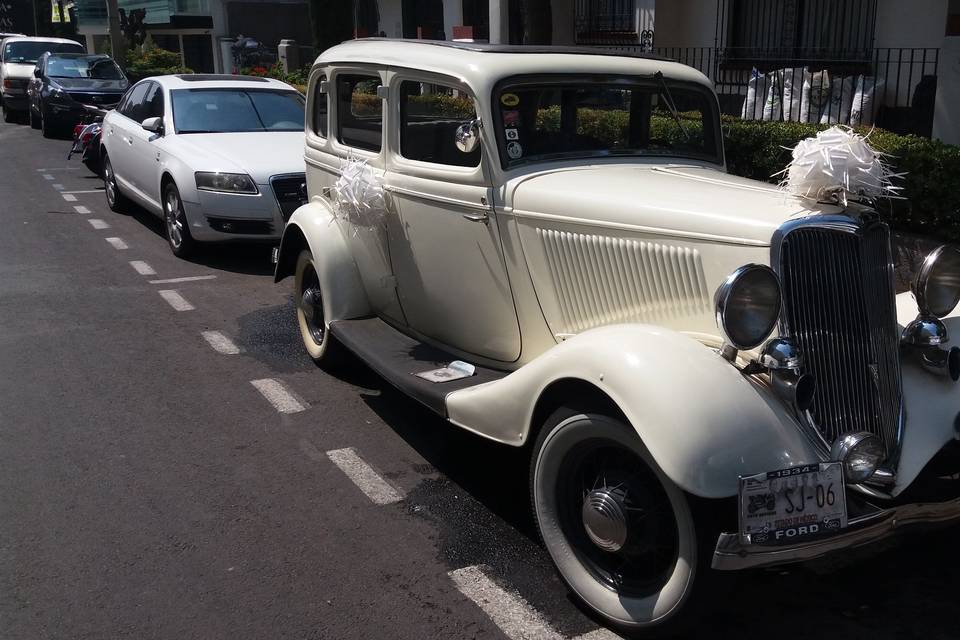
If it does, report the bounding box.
[101,74,307,258]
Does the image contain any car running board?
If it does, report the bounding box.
[328,318,508,417]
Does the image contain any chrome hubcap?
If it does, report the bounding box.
[300,286,324,344]
[165,192,183,248]
[582,488,629,552]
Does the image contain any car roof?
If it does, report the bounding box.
[316,38,713,94]
[3,36,84,46]
[147,74,296,91]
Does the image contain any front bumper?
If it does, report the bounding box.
[2,93,27,110]
[183,191,284,243]
[713,496,960,571]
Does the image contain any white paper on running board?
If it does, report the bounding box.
[414,360,476,383]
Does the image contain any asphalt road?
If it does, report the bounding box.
[0,119,957,640]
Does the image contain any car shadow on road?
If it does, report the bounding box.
[350,361,960,638]
[124,204,275,276]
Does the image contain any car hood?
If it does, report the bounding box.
[170,131,306,183]
[2,62,35,80]
[52,77,128,92]
[509,164,842,246]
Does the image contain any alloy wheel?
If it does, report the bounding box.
[165,189,184,249]
[104,160,117,206]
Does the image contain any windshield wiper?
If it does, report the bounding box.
[654,71,691,142]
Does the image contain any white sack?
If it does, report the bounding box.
[781,67,807,122]
[741,68,763,120]
[762,69,783,121]
[850,75,880,126]
[802,70,830,123]
[820,75,855,125]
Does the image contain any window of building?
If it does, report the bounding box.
[724,0,878,62]
[399,81,479,167]
[313,74,328,137]
[576,0,637,41]
[337,74,382,152]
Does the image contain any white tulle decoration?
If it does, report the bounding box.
[777,125,902,206]
[333,155,387,231]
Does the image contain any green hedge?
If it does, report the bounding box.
[720,118,960,241]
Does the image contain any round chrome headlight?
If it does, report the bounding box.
[831,432,885,484]
[714,264,782,350]
[914,245,960,318]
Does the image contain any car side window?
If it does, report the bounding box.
[313,73,328,138]
[120,82,150,122]
[143,82,164,120]
[399,80,479,168]
[337,74,381,152]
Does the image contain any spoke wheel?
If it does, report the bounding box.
[162,182,196,258]
[532,410,699,632]
[294,249,347,369]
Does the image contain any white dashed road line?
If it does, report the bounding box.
[157,289,194,312]
[148,275,217,284]
[201,330,240,355]
[250,378,308,414]
[62,189,104,194]
[62,194,77,202]
[105,237,128,250]
[36,167,80,171]
[74,205,90,214]
[88,219,109,229]
[572,630,625,640]
[449,566,564,640]
[129,260,156,276]
[325,447,403,505]
[42,174,54,180]
[52,183,64,190]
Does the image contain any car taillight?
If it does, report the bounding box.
[2,78,12,88]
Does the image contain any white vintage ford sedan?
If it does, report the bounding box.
[274,39,960,632]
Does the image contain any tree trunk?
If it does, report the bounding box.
[309,0,356,52]
[520,0,552,45]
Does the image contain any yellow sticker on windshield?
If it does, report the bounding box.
[500,93,520,107]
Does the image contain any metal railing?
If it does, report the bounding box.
[598,45,939,136]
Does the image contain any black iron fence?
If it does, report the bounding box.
[599,45,940,137]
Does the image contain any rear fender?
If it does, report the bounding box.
[274,201,370,324]
[445,324,822,499]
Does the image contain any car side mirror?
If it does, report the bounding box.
[141,117,163,135]
[33,68,41,78]
[455,118,481,154]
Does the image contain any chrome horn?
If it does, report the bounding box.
[760,338,817,411]
[902,316,960,381]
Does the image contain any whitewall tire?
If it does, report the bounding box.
[294,249,347,369]
[531,411,699,632]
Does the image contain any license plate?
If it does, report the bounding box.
[739,462,848,545]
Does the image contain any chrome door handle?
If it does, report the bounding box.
[462,213,489,224]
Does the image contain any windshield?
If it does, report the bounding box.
[47,55,124,80]
[494,77,721,168]
[171,89,305,134]
[3,41,83,64]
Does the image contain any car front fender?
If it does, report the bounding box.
[274,201,370,324]
[445,324,822,499]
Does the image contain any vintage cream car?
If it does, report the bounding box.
[274,39,960,631]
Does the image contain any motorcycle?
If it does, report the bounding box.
[67,104,108,178]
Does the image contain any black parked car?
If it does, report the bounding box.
[27,52,128,138]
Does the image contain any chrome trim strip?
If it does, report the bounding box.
[381,184,488,212]
[713,497,960,571]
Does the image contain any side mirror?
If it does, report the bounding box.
[455,118,481,153]
[141,116,163,134]
[33,67,41,78]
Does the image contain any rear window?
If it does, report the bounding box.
[3,40,83,64]
[171,89,305,134]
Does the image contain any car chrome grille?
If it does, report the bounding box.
[270,174,307,222]
[778,222,902,454]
